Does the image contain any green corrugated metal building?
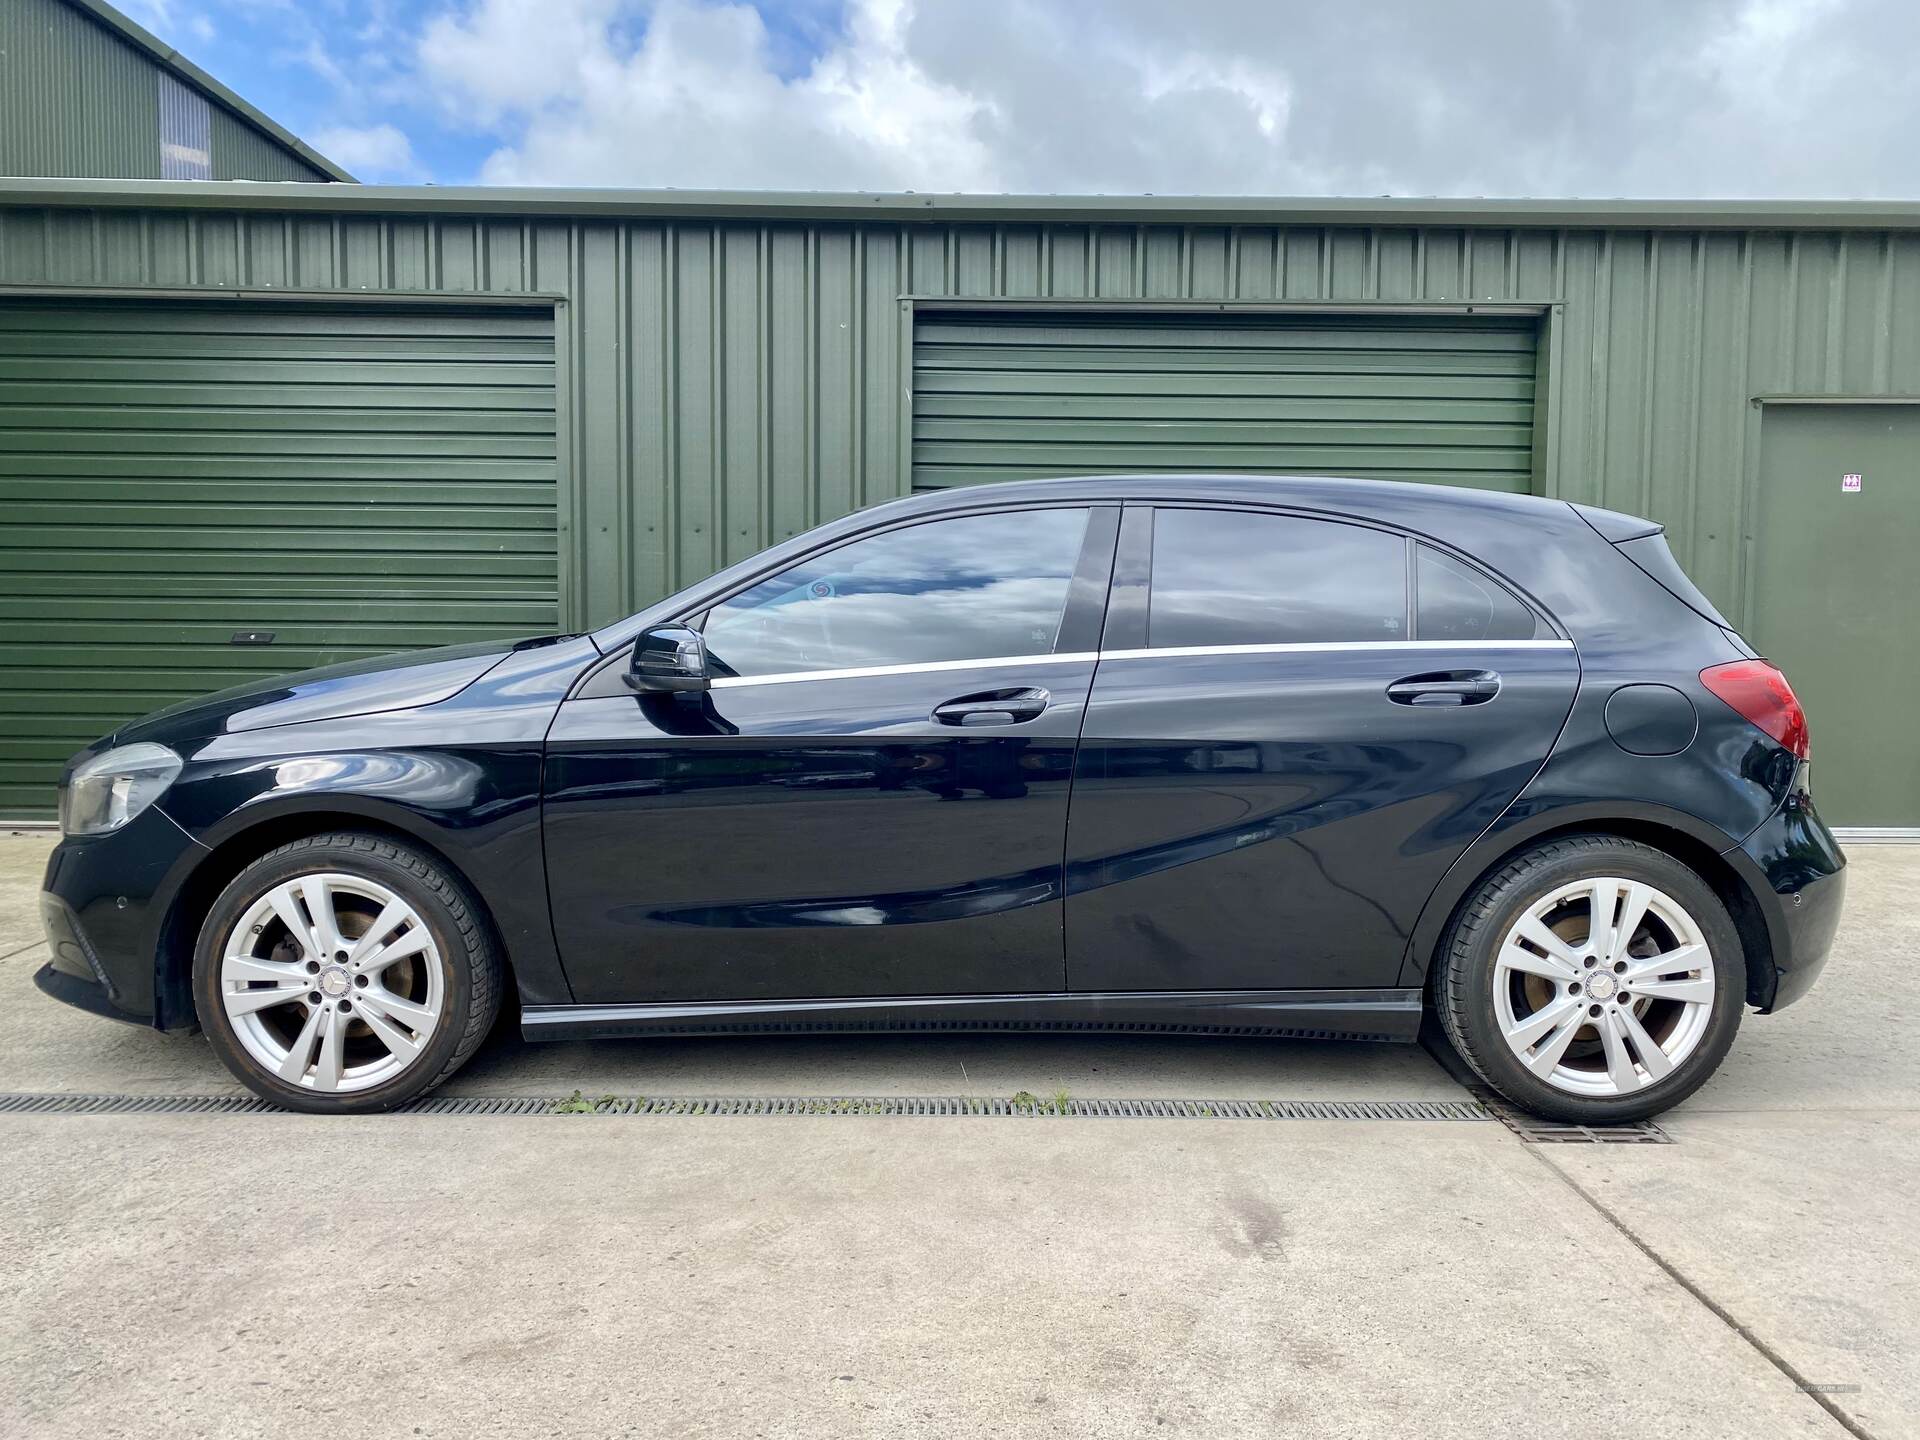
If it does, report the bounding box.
[0,0,351,182]
[0,180,1916,830]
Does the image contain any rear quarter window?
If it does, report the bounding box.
[1414,545,1545,642]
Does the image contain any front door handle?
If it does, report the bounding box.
[1386,670,1502,707]
[932,687,1050,726]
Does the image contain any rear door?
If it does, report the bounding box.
[1065,504,1580,993]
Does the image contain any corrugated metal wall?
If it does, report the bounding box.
[0,0,332,182]
[2,204,1918,633]
[208,110,332,183]
[1,0,159,179]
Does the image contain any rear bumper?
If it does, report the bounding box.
[1731,784,1847,1012]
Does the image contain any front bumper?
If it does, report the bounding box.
[34,956,150,1027]
[37,803,207,1029]
[1732,784,1847,1012]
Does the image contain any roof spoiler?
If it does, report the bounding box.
[1570,502,1663,543]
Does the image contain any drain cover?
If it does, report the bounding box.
[1487,1106,1673,1144]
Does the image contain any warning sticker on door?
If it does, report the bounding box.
[1842,472,1863,492]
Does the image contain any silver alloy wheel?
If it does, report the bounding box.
[1492,876,1716,1097]
[218,872,445,1094]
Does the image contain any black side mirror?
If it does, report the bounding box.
[625,624,711,693]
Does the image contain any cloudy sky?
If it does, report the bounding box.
[122,0,1918,197]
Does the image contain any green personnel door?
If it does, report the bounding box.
[0,300,559,817]
[1748,403,1920,829]
[911,310,1539,492]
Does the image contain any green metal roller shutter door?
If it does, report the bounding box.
[912,311,1538,492]
[0,300,558,817]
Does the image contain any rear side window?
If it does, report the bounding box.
[1147,509,1408,648]
[1414,545,1544,642]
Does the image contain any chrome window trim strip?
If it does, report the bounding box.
[710,652,1100,689]
[707,639,1573,689]
[1096,639,1575,662]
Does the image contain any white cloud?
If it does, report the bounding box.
[419,0,994,189]
[420,0,624,126]
[406,0,1920,197]
[310,122,420,180]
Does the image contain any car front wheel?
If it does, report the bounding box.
[1434,834,1745,1125]
[192,831,502,1113]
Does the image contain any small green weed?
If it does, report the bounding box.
[551,1090,621,1115]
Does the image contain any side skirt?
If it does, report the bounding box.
[521,989,1424,1043]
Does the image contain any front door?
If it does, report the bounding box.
[544,504,1116,1004]
[1065,505,1580,992]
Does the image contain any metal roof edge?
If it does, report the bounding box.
[2,179,1919,228]
[56,0,357,183]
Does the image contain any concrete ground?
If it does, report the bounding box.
[1,830,1915,1439]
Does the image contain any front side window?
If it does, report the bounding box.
[702,508,1091,678]
[1147,508,1408,648]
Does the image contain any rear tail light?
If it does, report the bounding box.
[1700,659,1809,760]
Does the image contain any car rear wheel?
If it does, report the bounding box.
[1434,834,1745,1124]
[193,832,502,1114]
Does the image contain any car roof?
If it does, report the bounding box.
[869,473,1602,528]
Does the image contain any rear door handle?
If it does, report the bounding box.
[1386,670,1502,706]
[932,687,1050,726]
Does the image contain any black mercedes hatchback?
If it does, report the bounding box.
[37,475,1845,1120]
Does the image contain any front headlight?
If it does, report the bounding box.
[60,743,183,837]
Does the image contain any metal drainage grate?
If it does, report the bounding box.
[0,1092,1493,1121]
[0,1092,277,1116]
[1487,1106,1673,1145]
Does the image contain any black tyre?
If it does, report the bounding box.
[1434,834,1745,1124]
[192,831,502,1114]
